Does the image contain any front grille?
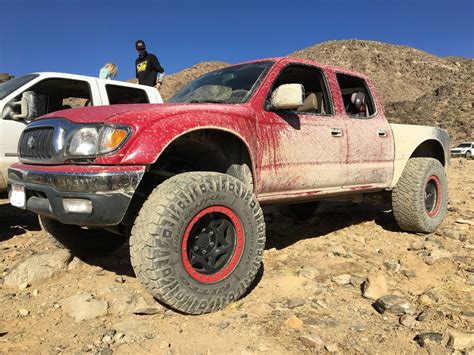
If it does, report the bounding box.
[19,127,54,160]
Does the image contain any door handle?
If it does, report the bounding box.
[378,130,387,138]
[331,128,343,137]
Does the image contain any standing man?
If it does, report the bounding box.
[135,40,165,89]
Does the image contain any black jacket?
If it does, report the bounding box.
[135,52,164,87]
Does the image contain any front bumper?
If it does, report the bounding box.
[450,151,466,157]
[8,164,145,226]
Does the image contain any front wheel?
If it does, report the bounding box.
[392,158,447,233]
[130,172,266,314]
[466,151,472,159]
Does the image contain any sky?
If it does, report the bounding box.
[1,0,473,80]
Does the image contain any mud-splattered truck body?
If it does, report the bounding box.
[8,58,450,314]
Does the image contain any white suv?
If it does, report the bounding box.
[450,142,474,159]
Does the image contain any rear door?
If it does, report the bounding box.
[335,73,394,187]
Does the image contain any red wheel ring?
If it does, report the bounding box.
[181,206,244,283]
[425,175,442,217]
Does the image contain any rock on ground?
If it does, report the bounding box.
[3,249,72,288]
[362,274,388,300]
[414,332,444,347]
[448,329,474,351]
[112,319,154,340]
[373,295,415,316]
[60,293,108,321]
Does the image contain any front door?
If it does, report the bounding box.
[256,64,347,196]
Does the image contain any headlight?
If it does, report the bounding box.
[68,126,130,156]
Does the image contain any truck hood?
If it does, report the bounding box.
[39,104,148,124]
[105,103,253,126]
[38,103,252,125]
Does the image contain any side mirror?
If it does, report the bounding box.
[270,84,304,110]
[10,91,47,121]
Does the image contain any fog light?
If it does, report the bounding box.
[63,198,93,213]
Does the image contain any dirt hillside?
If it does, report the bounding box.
[0,73,14,83]
[158,61,229,102]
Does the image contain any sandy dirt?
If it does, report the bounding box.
[0,159,473,354]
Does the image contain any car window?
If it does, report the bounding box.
[8,78,92,119]
[169,61,274,104]
[336,73,376,118]
[0,74,39,100]
[106,85,149,104]
[266,64,333,115]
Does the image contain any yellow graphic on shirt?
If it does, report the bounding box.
[137,61,148,73]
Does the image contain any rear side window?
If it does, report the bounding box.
[336,73,376,118]
[106,85,149,104]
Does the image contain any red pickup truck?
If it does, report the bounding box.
[8,57,449,314]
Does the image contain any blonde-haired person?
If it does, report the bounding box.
[99,63,118,79]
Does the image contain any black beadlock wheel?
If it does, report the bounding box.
[129,172,266,314]
[39,216,128,257]
[392,158,447,233]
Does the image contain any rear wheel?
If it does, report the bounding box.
[392,158,447,233]
[130,172,266,314]
[39,216,128,257]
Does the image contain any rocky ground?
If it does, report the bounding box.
[1,159,473,355]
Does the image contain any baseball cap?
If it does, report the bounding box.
[135,40,146,50]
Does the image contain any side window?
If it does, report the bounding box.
[106,85,149,104]
[10,78,92,118]
[336,73,376,118]
[268,65,333,115]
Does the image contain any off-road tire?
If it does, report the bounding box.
[39,216,128,257]
[226,163,253,191]
[466,151,472,159]
[277,201,319,221]
[130,172,266,314]
[392,158,447,233]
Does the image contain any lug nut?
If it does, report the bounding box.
[210,242,215,247]
[209,231,214,236]
[201,250,207,255]
[194,246,199,251]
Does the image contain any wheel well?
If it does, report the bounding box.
[118,129,254,235]
[152,129,253,175]
[410,140,446,166]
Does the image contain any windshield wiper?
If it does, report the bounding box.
[188,99,226,104]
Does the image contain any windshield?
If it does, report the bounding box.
[169,61,274,104]
[0,74,39,100]
[457,143,471,148]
